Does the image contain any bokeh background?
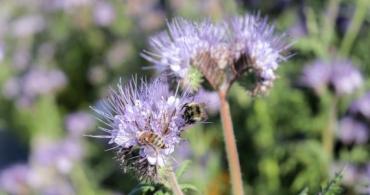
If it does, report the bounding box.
[0,0,369,194]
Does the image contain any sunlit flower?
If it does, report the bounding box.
[143,14,290,93]
[91,77,205,181]
[143,18,226,79]
[229,14,289,94]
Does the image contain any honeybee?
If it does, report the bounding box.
[181,102,207,125]
[137,131,166,149]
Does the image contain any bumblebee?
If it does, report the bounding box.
[137,131,166,149]
[181,102,207,125]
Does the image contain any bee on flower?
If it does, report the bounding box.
[89,77,207,181]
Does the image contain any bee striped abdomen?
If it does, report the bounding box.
[138,131,166,149]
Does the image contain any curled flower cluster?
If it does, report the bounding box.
[143,14,290,94]
[300,58,363,96]
[91,77,206,181]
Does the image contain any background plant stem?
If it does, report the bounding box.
[218,90,244,195]
[340,0,369,56]
[323,97,338,160]
[167,169,184,195]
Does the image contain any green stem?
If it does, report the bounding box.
[218,90,244,195]
[340,0,369,56]
[167,169,184,195]
[321,0,340,47]
[322,97,337,160]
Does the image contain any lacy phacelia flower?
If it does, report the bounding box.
[300,59,363,96]
[91,78,206,181]
[143,18,226,91]
[229,14,289,94]
[143,14,290,94]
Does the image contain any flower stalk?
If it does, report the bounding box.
[167,169,184,195]
[218,90,244,195]
[323,96,338,160]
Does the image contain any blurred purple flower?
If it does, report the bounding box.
[2,77,21,99]
[48,0,92,11]
[12,47,31,71]
[300,58,363,96]
[349,92,370,120]
[91,77,205,181]
[88,65,108,85]
[138,10,165,32]
[338,117,368,145]
[288,21,307,39]
[0,164,30,194]
[0,42,4,62]
[3,68,67,106]
[300,60,332,93]
[65,111,95,137]
[93,1,115,26]
[32,138,83,174]
[11,15,45,38]
[39,183,75,195]
[195,88,220,115]
[106,42,133,68]
[22,68,67,98]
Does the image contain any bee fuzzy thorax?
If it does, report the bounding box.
[182,102,208,125]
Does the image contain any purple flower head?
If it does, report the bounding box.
[338,117,369,145]
[143,14,290,93]
[349,92,370,120]
[330,59,363,95]
[143,18,226,79]
[65,111,95,137]
[0,164,30,194]
[300,60,332,93]
[90,77,207,181]
[228,14,289,94]
[300,58,363,96]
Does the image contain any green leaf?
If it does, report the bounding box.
[176,160,191,178]
[180,183,199,192]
